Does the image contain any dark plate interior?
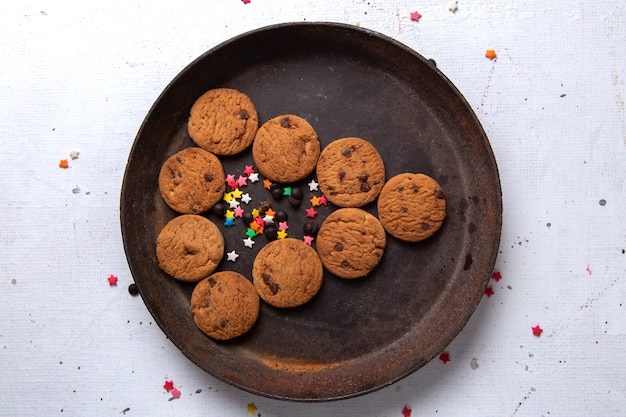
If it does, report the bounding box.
[120,22,502,401]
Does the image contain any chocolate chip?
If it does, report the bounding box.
[262,273,279,294]
[212,202,227,216]
[358,174,369,182]
[421,222,431,231]
[290,186,303,200]
[265,225,278,241]
[360,182,371,192]
[271,187,284,200]
[177,170,183,178]
[274,210,288,223]
[412,185,419,193]
[208,277,217,287]
[397,187,404,193]
[435,189,444,198]
[204,173,213,182]
[176,156,183,164]
[341,148,352,157]
[334,242,344,251]
[168,169,175,178]
[220,320,229,328]
[280,117,291,128]
[238,109,249,120]
[339,171,345,180]
[127,283,140,296]
[303,221,318,236]
[341,260,350,269]
[400,206,408,213]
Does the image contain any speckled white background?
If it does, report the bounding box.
[1,1,625,416]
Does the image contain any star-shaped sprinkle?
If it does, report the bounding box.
[225,174,238,189]
[247,227,259,237]
[248,172,260,183]
[228,199,240,209]
[439,352,451,364]
[254,216,265,227]
[227,250,239,262]
[484,287,495,297]
[485,49,497,60]
[163,380,174,392]
[282,186,292,196]
[448,0,458,12]
[243,165,255,176]
[532,325,543,337]
[59,159,69,168]
[223,192,234,202]
[305,207,318,218]
[310,195,321,207]
[224,217,236,227]
[170,387,181,399]
[231,188,243,199]
[265,208,276,217]
[263,214,274,225]
[492,271,502,281]
[243,237,255,248]
[107,274,118,286]
[410,11,422,21]
[308,179,319,191]
[402,405,412,417]
[263,179,272,189]
[225,210,235,218]
[278,221,289,231]
[242,0,250,4]
[303,235,314,245]
[277,230,288,239]
[236,175,248,188]
[234,206,245,217]
[247,404,258,415]
[251,208,260,218]
[241,193,252,204]
[319,195,328,206]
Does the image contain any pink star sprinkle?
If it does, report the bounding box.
[586,264,592,275]
[170,387,181,399]
[303,235,314,245]
[305,207,318,218]
[278,221,289,231]
[410,11,422,21]
[318,195,328,206]
[243,165,255,176]
[254,216,265,226]
[234,206,245,218]
[107,274,118,286]
[236,175,248,188]
[532,325,543,337]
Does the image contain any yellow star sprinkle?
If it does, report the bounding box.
[225,210,235,218]
[231,188,243,199]
[222,192,233,202]
[251,208,260,218]
[277,230,288,239]
[246,403,258,414]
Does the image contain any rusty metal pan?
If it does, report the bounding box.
[120,22,502,401]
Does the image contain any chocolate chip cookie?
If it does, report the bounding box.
[156,214,224,282]
[252,238,324,308]
[377,173,446,242]
[252,114,320,183]
[188,88,259,155]
[191,271,260,340]
[158,147,226,214]
[316,137,385,207]
[315,208,387,279]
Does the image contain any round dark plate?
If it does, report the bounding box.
[120,22,501,402]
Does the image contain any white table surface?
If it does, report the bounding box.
[1,1,625,416]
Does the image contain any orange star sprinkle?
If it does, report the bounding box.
[310,196,321,207]
[265,208,276,217]
[59,159,69,168]
[263,179,272,189]
[485,49,497,60]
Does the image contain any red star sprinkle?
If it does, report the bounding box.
[171,387,181,399]
[243,165,255,176]
[107,274,118,286]
[410,11,422,21]
[163,380,174,392]
[492,271,502,281]
[242,0,251,3]
[236,175,248,188]
[484,287,495,297]
[439,352,451,364]
[532,325,543,337]
[319,195,328,206]
[305,207,318,218]
[402,405,412,417]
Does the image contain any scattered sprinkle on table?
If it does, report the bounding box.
[59,159,69,168]
[170,387,181,400]
[69,150,80,160]
[439,352,451,364]
[248,172,260,183]
[410,11,422,21]
[247,403,258,414]
[308,179,319,191]
[243,237,255,248]
[484,287,495,297]
[107,274,118,286]
[227,250,239,262]
[128,283,140,296]
[305,207,318,218]
[448,1,458,12]
[163,380,174,392]
[492,271,502,281]
[402,405,412,417]
[532,325,543,337]
[485,49,497,60]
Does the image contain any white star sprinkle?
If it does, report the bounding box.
[241,193,252,204]
[228,199,240,209]
[308,179,319,191]
[226,250,239,262]
[248,172,260,183]
[448,0,458,12]
[263,214,274,225]
[243,237,255,248]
